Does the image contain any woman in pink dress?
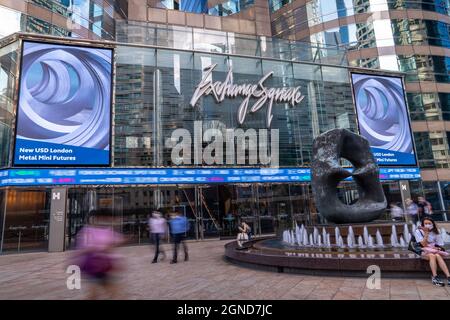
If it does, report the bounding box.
[414,217,450,286]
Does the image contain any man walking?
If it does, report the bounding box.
[148,209,167,263]
[168,211,189,264]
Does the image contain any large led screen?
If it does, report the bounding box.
[351,73,417,166]
[14,41,112,166]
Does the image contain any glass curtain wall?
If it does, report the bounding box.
[0,41,18,168]
[1,35,439,253]
[1,188,51,253]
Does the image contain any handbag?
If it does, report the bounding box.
[408,231,423,256]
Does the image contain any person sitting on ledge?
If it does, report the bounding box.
[238,221,252,241]
[414,217,450,287]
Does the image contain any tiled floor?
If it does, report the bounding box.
[0,240,450,300]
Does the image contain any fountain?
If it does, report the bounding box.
[225,130,449,275]
[317,234,322,247]
[338,235,344,248]
[390,225,399,247]
[279,223,450,250]
[367,235,374,248]
[357,235,365,248]
[363,226,369,245]
[302,229,308,246]
[227,223,450,276]
[375,229,384,247]
[313,227,319,244]
[335,227,340,246]
[280,223,416,250]
[403,224,411,243]
[399,236,407,247]
[348,226,356,247]
[347,234,354,248]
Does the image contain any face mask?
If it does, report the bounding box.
[424,224,433,230]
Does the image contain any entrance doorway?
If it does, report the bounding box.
[1,189,50,253]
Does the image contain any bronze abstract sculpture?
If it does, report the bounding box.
[311,129,387,223]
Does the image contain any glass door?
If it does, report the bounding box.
[2,189,50,253]
[256,184,275,235]
[234,184,259,237]
[198,185,221,239]
[216,184,237,238]
[66,187,116,249]
[289,184,313,226]
[157,186,199,240]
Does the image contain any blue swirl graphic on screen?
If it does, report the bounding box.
[17,42,111,150]
[352,74,413,154]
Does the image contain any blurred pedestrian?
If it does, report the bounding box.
[405,198,419,224]
[418,196,433,219]
[148,208,167,263]
[390,202,404,221]
[168,211,189,264]
[73,210,125,300]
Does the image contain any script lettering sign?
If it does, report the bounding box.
[190,64,305,127]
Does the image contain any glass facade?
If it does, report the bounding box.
[60,184,316,248]
[112,26,354,168]
[115,22,347,65]
[0,1,449,254]
[0,1,116,40]
[0,41,18,168]
[0,29,448,255]
[269,0,450,220]
[302,20,450,52]
[156,0,255,16]
[270,0,450,16]
[208,0,255,16]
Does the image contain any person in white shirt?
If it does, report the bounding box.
[405,198,419,224]
[390,202,404,221]
[148,209,167,263]
[414,217,450,286]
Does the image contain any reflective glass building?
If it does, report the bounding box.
[270,0,450,213]
[0,0,448,254]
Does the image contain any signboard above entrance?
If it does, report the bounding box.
[0,167,421,187]
[190,64,305,128]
